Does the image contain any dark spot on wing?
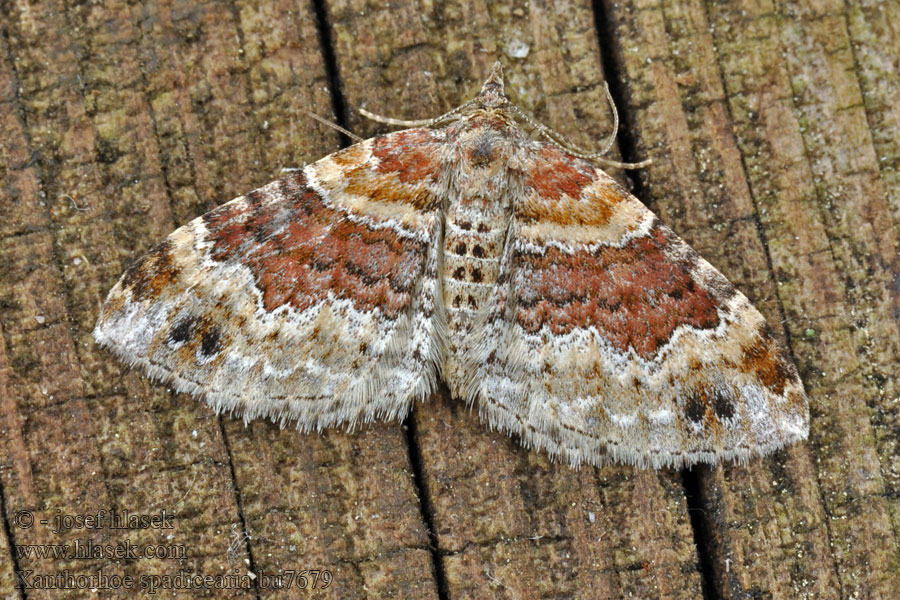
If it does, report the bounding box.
[684,392,706,424]
[168,316,197,345]
[200,326,222,357]
[712,389,735,421]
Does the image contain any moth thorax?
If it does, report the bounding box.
[454,119,519,185]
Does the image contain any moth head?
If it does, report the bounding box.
[474,61,508,110]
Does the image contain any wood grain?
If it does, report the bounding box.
[0,0,897,598]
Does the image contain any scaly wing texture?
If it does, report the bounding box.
[94,129,447,430]
[466,144,809,468]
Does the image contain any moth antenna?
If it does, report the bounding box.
[358,108,435,127]
[591,155,654,170]
[303,110,363,142]
[508,82,652,170]
[599,81,619,155]
[359,100,474,128]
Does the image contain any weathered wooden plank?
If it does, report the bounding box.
[0,0,435,598]
[1,0,898,598]
[325,0,705,598]
[0,331,23,598]
[0,1,253,597]
[603,0,900,597]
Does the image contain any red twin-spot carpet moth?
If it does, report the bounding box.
[94,62,808,469]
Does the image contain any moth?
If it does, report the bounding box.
[94,62,809,469]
